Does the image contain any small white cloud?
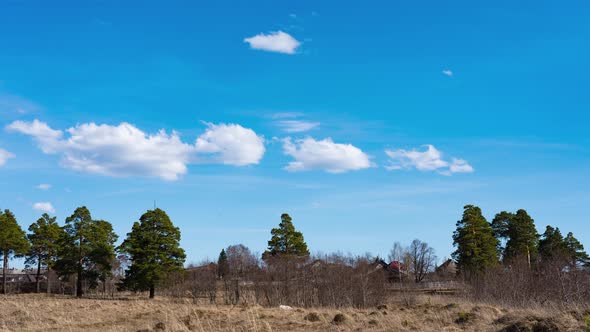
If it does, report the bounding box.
[385,145,473,175]
[282,137,372,173]
[289,13,297,19]
[195,123,265,166]
[36,184,51,190]
[33,202,55,214]
[442,69,453,77]
[271,112,304,119]
[0,148,14,167]
[276,120,320,133]
[244,31,301,54]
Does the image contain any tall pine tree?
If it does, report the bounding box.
[263,213,309,260]
[55,206,117,297]
[0,210,29,294]
[119,208,186,299]
[538,226,566,262]
[452,205,499,278]
[563,232,590,268]
[492,209,539,267]
[26,213,63,293]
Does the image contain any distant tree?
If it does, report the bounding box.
[226,244,258,277]
[263,214,309,260]
[538,226,566,262]
[55,206,117,297]
[26,213,63,293]
[408,239,437,283]
[493,210,539,268]
[452,205,499,278]
[0,210,30,294]
[563,232,590,269]
[217,249,229,279]
[119,208,186,299]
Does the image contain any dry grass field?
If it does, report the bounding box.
[0,294,588,332]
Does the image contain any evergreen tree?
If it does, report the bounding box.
[26,213,63,293]
[452,205,499,278]
[55,206,117,297]
[538,226,566,262]
[263,213,309,260]
[217,249,229,278]
[0,209,30,294]
[494,210,539,267]
[563,232,590,268]
[119,208,186,299]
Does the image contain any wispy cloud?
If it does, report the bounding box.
[244,31,301,54]
[276,120,320,133]
[442,69,453,77]
[33,202,55,214]
[385,145,473,175]
[36,183,51,190]
[0,148,14,167]
[0,93,41,115]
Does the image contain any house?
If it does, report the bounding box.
[373,259,408,281]
[435,259,457,277]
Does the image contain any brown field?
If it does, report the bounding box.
[0,294,588,332]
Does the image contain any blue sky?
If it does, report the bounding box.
[1,0,589,265]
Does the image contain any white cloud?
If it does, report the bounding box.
[36,183,51,190]
[5,121,169,180]
[0,148,14,167]
[194,123,265,166]
[442,69,453,77]
[276,120,320,133]
[244,31,301,54]
[282,137,372,173]
[271,112,304,119]
[32,202,55,214]
[385,145,473,175]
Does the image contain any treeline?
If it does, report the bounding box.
[452,205,590,305]
[0,207,185,298]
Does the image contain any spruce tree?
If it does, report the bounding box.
[0,210,29,294]
[452,205,499,278]
[55,206,117,297]
[119,208,186,299]
[26,213,63,293]
[263,213,309,260]
[217,249,229,278]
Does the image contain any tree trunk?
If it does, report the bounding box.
[46,268,52,294]
[36,259,41,293]
[76,269,83,297]
[149,286,155,299]
[3,253,8,295]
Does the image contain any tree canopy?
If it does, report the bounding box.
[452,205,499,278]
[26,213,63,293]
[0,209,29,294]
[492,209,539,267]
[263,213,309,260]
[55,206,117,297]
[119,208,186,298]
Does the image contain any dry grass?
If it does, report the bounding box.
[0,294,588,332]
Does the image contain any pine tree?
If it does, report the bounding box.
[119,208,186,299]
[263,213,309,260]
[452,205,499,278]
[563,232,590,268]
[55,206,117,297]
[538,226,566,262]
[0,209,30,294]
[26,213,63,293]
[493,210,539,267]
[217,249,229,278]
